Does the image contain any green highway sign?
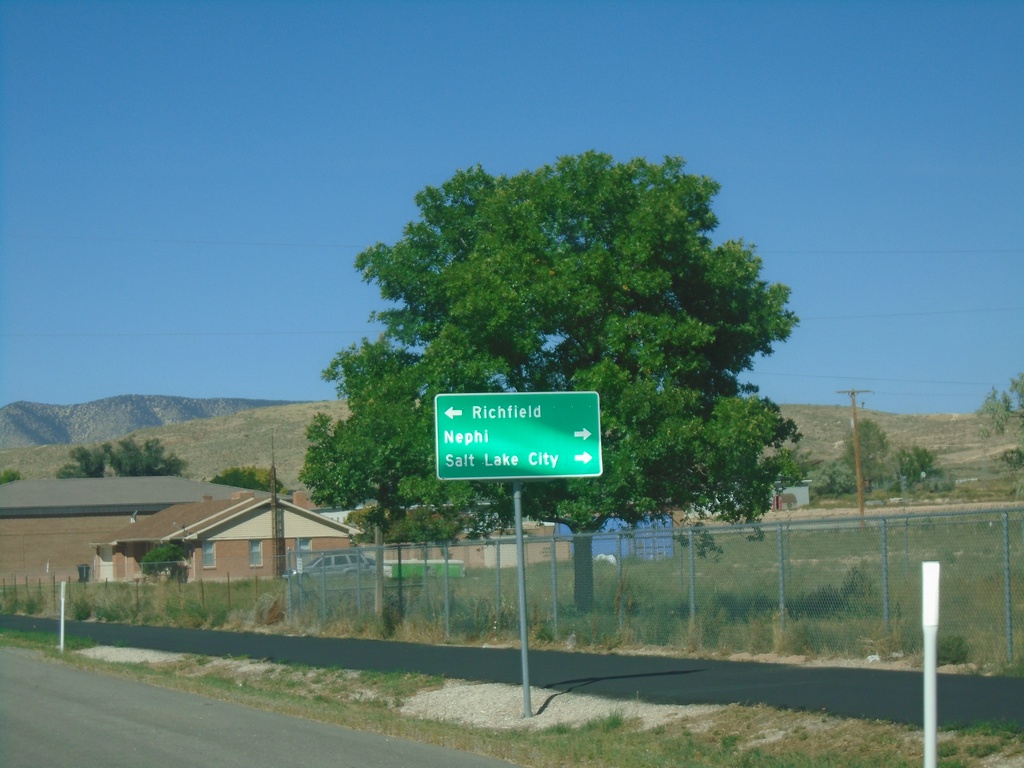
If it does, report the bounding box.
[435,391,603,481]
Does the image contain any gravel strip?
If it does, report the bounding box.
[399,679,721,731]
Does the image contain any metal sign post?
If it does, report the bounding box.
[434,391,603,718]
[513,480,531,718]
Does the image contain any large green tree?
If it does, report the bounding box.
[0,469,22,485]
[211,466,285,493]
[980,373,1024,496]
[57,445,109,478]
[57,437,185,478]
[302,152,800,607]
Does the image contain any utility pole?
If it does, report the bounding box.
[270,433,285,577]
[837,390,872,524]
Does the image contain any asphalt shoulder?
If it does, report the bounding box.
[3,614,1022,727]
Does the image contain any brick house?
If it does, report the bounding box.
[96,491,359,581]
[0,477,273,581]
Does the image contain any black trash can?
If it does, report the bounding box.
[77,564,91,583]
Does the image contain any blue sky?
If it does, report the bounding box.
[1,1,1021,415]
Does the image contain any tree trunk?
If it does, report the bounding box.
[572,533,594,613]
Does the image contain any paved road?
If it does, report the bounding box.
[4,614,1024,728]
[0,646,518,768]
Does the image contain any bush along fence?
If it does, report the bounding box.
[284,507,1024,669]
[0,567,286,629]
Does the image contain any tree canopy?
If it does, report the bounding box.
[57,437,186,478]
[211,466,284,493]
[302,152,800,541]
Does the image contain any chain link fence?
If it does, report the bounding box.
[4,506,1022,669]
[285,507,1024,669]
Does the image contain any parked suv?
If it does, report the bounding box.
[289,552,377,578]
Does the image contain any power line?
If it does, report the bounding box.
[0,330,375,339]
[6,232,1022,256]
[760,249,1023,255]
[3,304,1020,342]
[4,232,366,250]
[748,372,997,388]
[803,307,1024,321]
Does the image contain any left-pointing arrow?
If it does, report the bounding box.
[445,407,463,419]
[574,451,593,465]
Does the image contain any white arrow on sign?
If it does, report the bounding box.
[574,451,593,465]
[574,428,591,440]
[445,407,463,419]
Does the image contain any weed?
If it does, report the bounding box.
[579,711,627,733]
[70,592,92,620]
[938,634,972,666]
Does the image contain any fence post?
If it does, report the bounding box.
[617,532,625,633]
[904,516,911,577]
[443,542,451,639]
[1004,512,1014,664]
[355,547,364,617]
[687,529,696,623]
[285,550,295,618]
[397,545,405,619]
[550,531,559,638]
[777,524,786,631]
[321,555,328,623]
[881,518,890,630]
[494,539,501,626]
[420,543,428,618]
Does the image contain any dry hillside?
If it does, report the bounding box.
[0,401,348,489]
[0,401,1015,491]
[778,405,1015,478]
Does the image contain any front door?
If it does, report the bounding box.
[98,546,114,581]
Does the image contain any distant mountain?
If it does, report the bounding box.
[0,395,300,450]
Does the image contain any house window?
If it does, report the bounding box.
[249,539,262,568]
[202,541,216,568]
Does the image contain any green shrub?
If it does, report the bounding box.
[70,592,93,620]
[141,543,187,581]
[939,633,972,666]
[21,593,42,615]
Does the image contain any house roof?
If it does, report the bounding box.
[99,493,358,545]
[0,477,268,511]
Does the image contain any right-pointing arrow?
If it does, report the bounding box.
[574,451,593,465]
[574,428,591,440]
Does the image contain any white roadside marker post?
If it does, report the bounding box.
[922,561,940,768]
[59,580,67,653]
